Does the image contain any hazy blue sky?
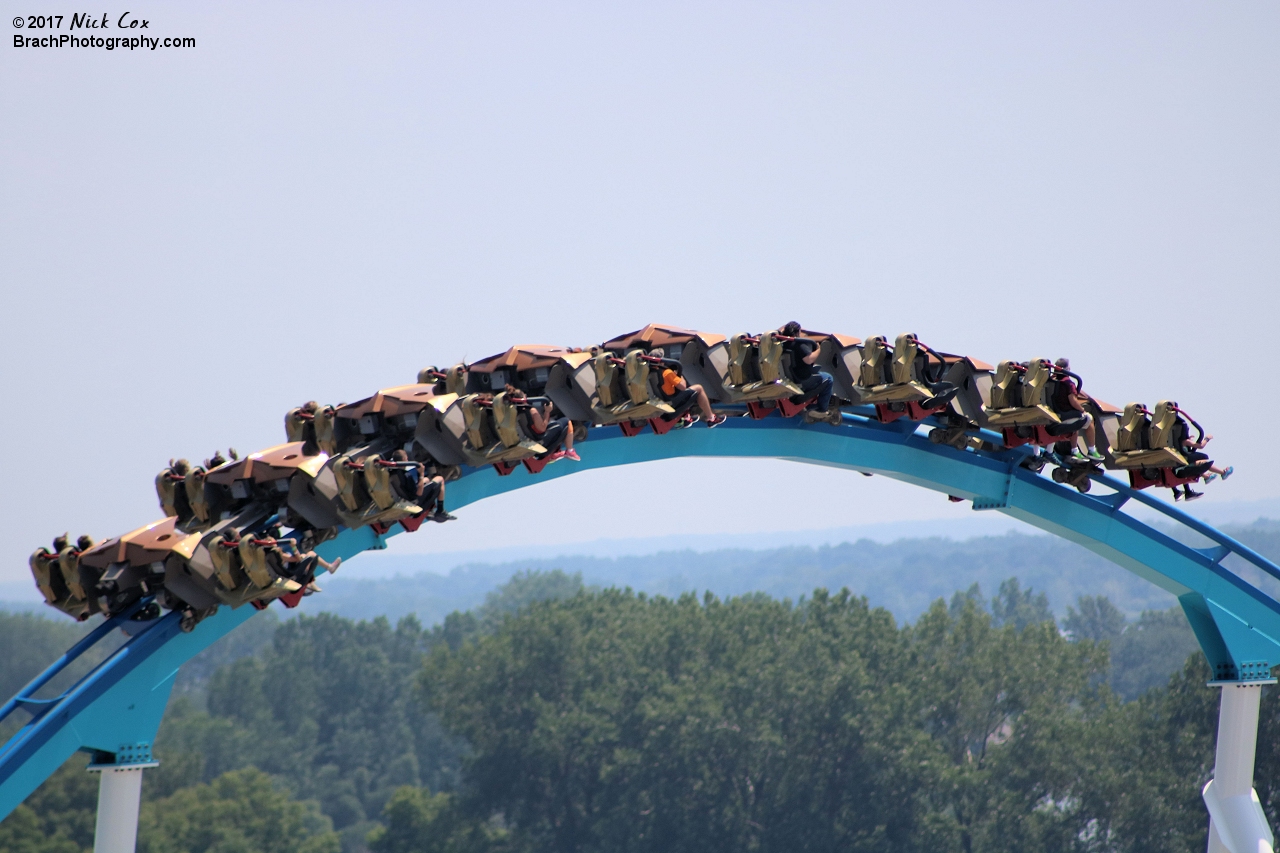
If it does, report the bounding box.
[2,2,1277,594]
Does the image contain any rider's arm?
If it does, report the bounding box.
[527,403,547,433]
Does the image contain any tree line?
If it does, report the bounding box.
[0,570,1276,853]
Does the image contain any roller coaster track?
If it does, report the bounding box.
[2,399,1279,823]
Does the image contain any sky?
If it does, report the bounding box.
[1,2,1277,597]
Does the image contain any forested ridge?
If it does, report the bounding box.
[3,526,1280,852]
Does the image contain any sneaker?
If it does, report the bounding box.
[563,449,581,462]
[1203,473,1218,484]
[1173,491,1183,502]
[1222,466,1234,481]
[1184,489,1204,502]
[432,510,457,523]
[706,414,728,428]
[1085,449,1105,462]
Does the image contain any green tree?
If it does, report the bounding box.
[367,786,511,853]
[1109,608,1200,700]
[989,578,1054,632]
[137,767,340,853]
[1063,595,1126,643]
[0,754,97,853]
[909,595,1109,852]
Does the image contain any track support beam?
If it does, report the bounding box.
[89,745,158,853]
[1204,681,1276,853]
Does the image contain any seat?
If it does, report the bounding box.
[855,334,930,405]
[57,537,92,602]
[854,334,956,422]
[720,333,803,404]
[329,452,424,528]
[28,547,66,607]
[492,392,548,457]
[1111,397,1187,466]
[983,359,1061,440]
[624,350,654,406]
[155,465,187,520]
[313,406,338,455]
[859,336,891,389]
[989,361,1023,410]
[585,351,673,426]
[757,332,786,385]
[333,454,373,513]
[1107,401,1213,490]
[208,531,246,592]
[236,536,303,600]
[364,457,421,512]
[183,467,212,526]
[460,395,494,454]
[593,353,621,408]
[1110,402,1185,470]
[284,408,308,443]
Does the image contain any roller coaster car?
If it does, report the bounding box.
[588,325,728,432]
[713,332,805,407]
[28,535,98,621]
[463,345,595,421]
[1104,401,1209,490]
[855,334,981,424]
[333,384,446,451]
[416,365,468,397]
[325,449,432,529]
[287,403,347,455]
[414,392,545,471]
[415,346,587,470]
[79,518,203,618]
[176,517,329,614]
[984,359,1084,448]
[765,329,865,421]
[202,442,335,531]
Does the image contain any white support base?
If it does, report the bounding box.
[88,764,154,853]
[1204,682,1275,853]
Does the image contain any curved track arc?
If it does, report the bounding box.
[1,415,1277,818]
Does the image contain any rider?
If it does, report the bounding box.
[778,322,834,414]
[1170,411,1222,502]
[259,527,342,583]
[507,385,581,462]
[1051,359,1103,461]
[389,449,455,522]
[649,347,726,428]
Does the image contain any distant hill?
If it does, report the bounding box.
[299,519,1280,627]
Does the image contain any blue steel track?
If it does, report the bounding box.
[3,412,1278,818]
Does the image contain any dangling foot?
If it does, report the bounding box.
[1203,473,1218,484]
[1221,466,1234,480]
[706,414,728,428]
[432,509,457,522]
[1085,448,1105,462]
[563,449,581,462]
[1184,488,1204,502]
[1173,490,1183,501]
